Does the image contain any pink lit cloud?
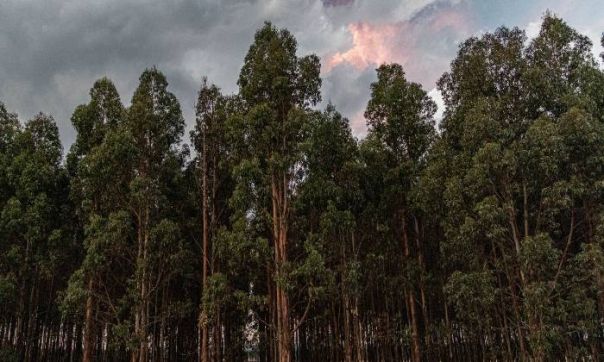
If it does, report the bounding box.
[349,110,368,138]
[321,3,473,137]
[324,22,403,73]
[323,5,472,79]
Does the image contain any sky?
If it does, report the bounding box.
[0,0,603,149]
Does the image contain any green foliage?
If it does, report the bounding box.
[365,63,436,164]
[445,271,496,327]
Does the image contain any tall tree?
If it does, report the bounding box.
[434,14,604,360]
[0,112,71,361]
[295,105,363,361]
[364,63,436,362]
[191,78,234,362]
[237,22,321,362]
[64,77,125,362]
[126,67,185,362]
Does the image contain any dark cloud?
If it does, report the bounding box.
[322,0,354,7]
[321,65,375,136]
[0,0,266,147]
[0,0,447,148]
[3,0,596,149]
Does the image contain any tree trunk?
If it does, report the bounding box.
[82,277,95,362]
[402,215,421,362]
[139,208,150,362]
[413,216,430,356]
[135,205,150,362]
[200,140,210,362]
[272,174,291,362]
[132,212,143,362]
[342,253,353,362]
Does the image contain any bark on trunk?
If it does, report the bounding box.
[82,277,95,362]
[272,174,291,362]
[402,215,421,362]
[200,139,210,362]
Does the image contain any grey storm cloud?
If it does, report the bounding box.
[322,65,375,135]
[0,0,529,148]
[322,0,354,7]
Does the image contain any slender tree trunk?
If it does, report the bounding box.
[353,297,363,362]
[24,273,39,362]
[16,238,32,356]
[267,263,276,362]
[200,140,210,362]
[507,199,526,287]
[509,279,526,358]
[139,206,150,362]
[413,216,430,356]
[342,245,353,362]
[134,204,150,362]
[132,213,143,362]
[402,214,421,362]
[272,174,291,362]
[82,277,95,362]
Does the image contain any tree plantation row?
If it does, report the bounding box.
[2,14,604,362]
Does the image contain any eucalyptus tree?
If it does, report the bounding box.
[191,77,238,362]
[236,22,321,362]
[435,13,604,360]
[0,103,20,208]
[63,77,125,362]
[125,67,187,362]
[0,103,21,359]
[0,112,70,361]
[363,63,436,362]
[193,78,220,362]
[294,105,363,361]
[435,26,531,358]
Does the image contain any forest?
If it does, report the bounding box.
[1,13,604,362]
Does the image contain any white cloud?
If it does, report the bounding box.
[428,88,444,128]
[525,20,540,40]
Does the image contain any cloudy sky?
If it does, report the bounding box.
[1,0,602,148]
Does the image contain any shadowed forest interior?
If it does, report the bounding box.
[2,12,604,362]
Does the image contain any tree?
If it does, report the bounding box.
[236,22,321,362]
[434,13,604,360]
[364,63,436,362]
[295,105,363,361]
[0,112,71,361]
[64,77,125,362]
[191,77,234,362]
[126,67,185,362]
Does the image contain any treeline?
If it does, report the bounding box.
[1,14,604,362]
